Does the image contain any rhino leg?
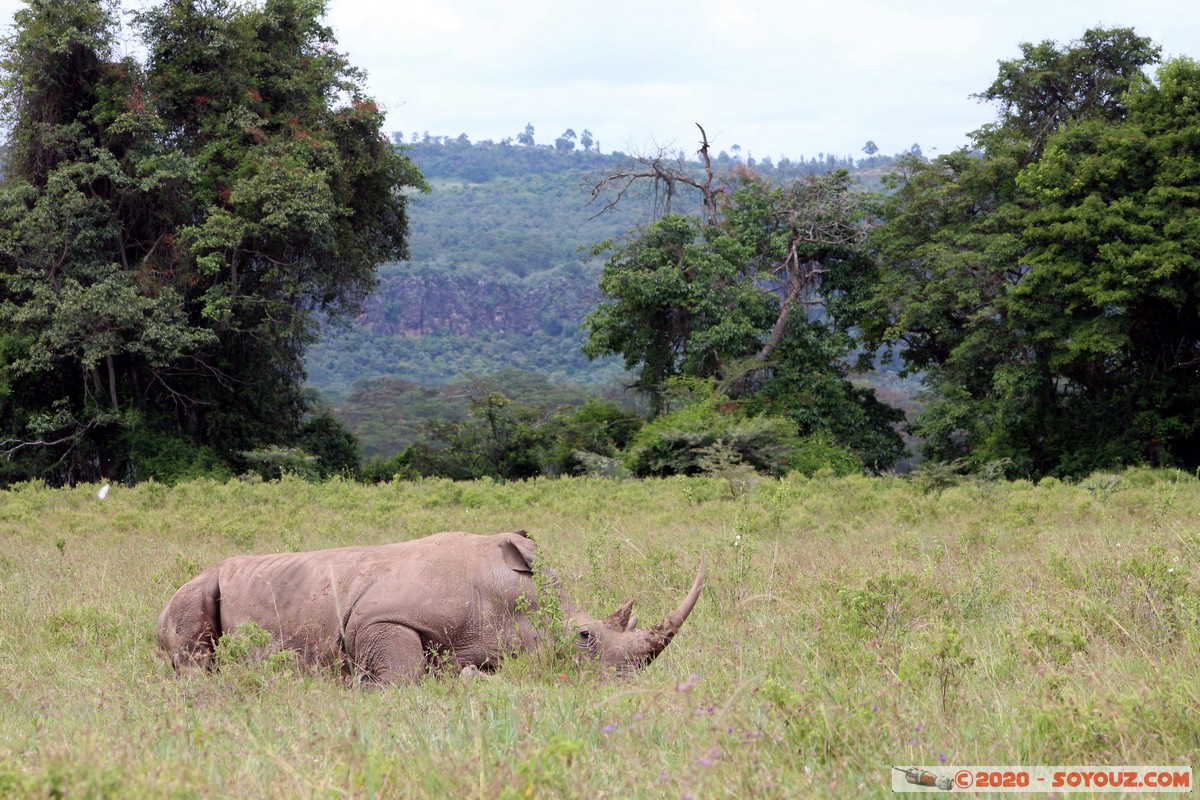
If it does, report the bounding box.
[350,622,426,684]
[156,567,221,674]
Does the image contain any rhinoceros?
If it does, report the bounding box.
[156,530,704,683]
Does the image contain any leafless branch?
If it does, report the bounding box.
[751,175,868,362]
[588,123,723,225]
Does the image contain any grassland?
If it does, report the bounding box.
[0,470,1196,798]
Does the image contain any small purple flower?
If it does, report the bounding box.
[872,705,879,712]
[634,713,645,721]
[914,724,922,732]
[658,772,668,782]
[698,758,713,767]
[939,753,947,764]
[602,724,616,734]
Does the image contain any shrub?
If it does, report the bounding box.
[125,427,233,485]
[623,392,857,478]
[298,412,362,478]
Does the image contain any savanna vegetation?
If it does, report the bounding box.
[8,2,1197,491]
[0,471,1197,797]
[316,27,1200,487]
[3,0,1198,796]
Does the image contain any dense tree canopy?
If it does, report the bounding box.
[584,138,905,472]
[0,0,422,484]
[853,28,1200,477]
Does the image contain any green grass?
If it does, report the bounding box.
[1,470,1197,798]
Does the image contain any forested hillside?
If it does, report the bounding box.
[304,137,910,460]
[305,141,901,384]
[7,6,1188,486]
[305,151,647,392]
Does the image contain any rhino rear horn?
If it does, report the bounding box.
[602,599,635,631]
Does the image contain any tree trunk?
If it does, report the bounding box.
[106,355,119,410]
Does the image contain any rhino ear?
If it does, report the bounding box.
[602,599,635,631]
[500,537,535,574]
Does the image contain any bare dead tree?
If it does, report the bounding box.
[588,123,723,225]
[587,122,870,397]
[751,174,867,363]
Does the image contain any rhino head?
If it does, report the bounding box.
[566,554,705,671]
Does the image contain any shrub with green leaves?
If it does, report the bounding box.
[623,383,860,478]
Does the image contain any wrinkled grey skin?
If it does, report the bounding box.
[157,531,704,683]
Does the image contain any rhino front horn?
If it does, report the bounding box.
[642,553,705,662]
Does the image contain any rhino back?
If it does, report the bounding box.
[215,532,534,667]
[344,531,541,665]
[216,545,390,665]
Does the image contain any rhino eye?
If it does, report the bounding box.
[578,629,592,641]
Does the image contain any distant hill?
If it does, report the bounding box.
[306,139,901,393]
[304,137,909,456]
[306,143,649,397]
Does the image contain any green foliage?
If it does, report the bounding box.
[241,446,320,481]
[900,625,976,713]
[584,213,775,413]
[696,440,758,498]
[513,557,578,674]
[396,392,549,482]
[974,27,1160,155]
[852,27,1200,478]
[583,166,904,472]
[788,432,865,477]
[0,0,422,486]
[1,471,1199,796]
[298,412,360,479]
[123,423,233,485]
[622,381,858,478]
[542,399,642,476]
[740,321,905,471]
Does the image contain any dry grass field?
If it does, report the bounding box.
[0,470,1196,797]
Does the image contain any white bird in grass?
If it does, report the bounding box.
[98,483,110,500]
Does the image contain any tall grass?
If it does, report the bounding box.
[0,470,1196,798]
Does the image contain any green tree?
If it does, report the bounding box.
[297,411,360,478]
[518,123,535,147]
[1008,56,1200,471]
[584,128,904,470]
[399,392,547,481]
[974,26,1160,160]
[583,213,774,415]
[554,129,576,152]
[0,0,424,485]
[542,398,641,475]
[852,27,1176,476]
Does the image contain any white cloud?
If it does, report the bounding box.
[1,0,1197,160]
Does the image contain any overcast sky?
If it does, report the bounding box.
[3,0,1198,161]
